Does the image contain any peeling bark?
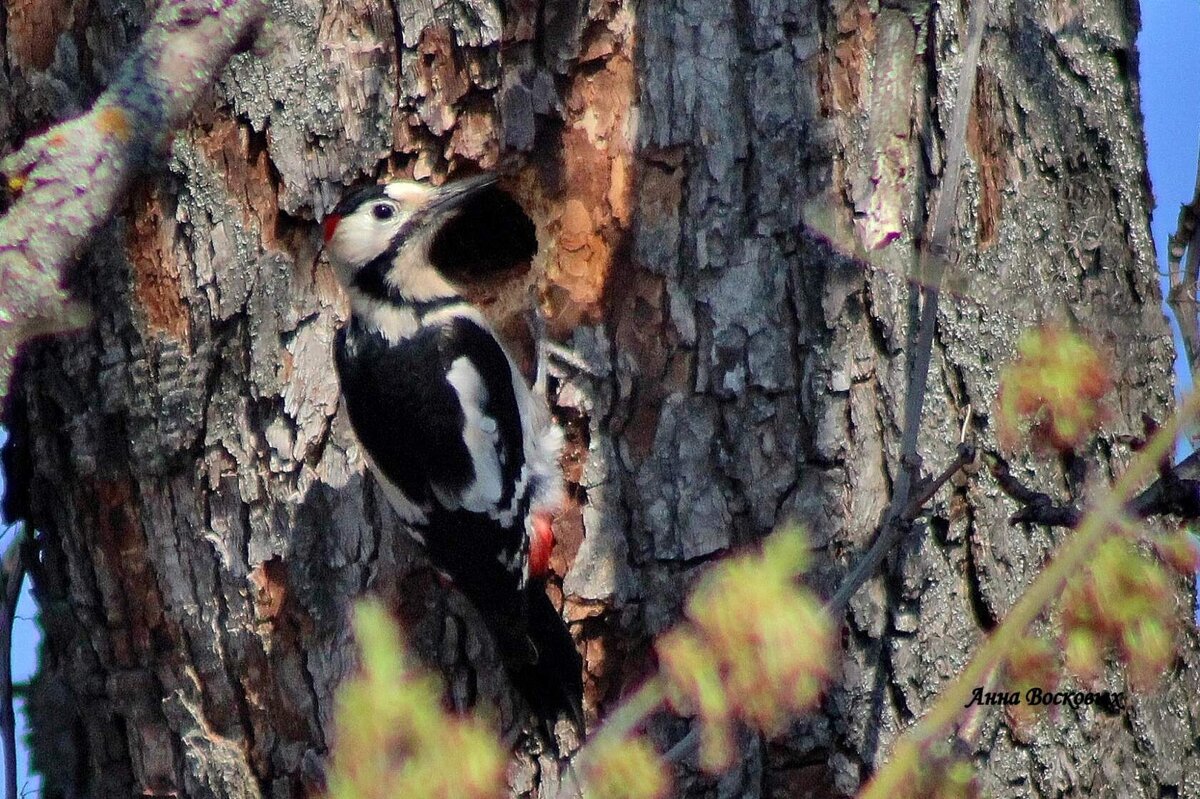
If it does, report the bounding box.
[1,1,1196,798]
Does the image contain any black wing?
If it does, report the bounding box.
[334,313,525,520]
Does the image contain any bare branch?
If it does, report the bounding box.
[1167,146,1200,379]
[894,0,988,502]
[662,434,1198,774]
[985,452,1082,527]
[660,441,978,770]
[987,449,1200,528]
[832,0,990,619]
[827,443,977,619]
[0,0,269,397]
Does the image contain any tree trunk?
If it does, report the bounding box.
[2,0,1196,797]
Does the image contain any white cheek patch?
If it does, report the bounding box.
[329,212,400,270]
[385,239,459,301]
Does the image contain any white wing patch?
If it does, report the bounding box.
[434,356,505,513]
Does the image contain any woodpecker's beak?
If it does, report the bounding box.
[425,173,498,218]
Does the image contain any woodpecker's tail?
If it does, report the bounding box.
[426,519,583,750]
[505,587,584,752]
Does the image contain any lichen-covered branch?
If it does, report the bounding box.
[0,0,268,398]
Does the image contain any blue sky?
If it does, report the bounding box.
[1142,1,1200,399]
[11,586,35,798]
[0,5,1198,795]
[0,429,37,797]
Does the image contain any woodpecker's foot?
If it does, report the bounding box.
[527,288,552,397]
[527,292,598,397]
[540,340,599,377]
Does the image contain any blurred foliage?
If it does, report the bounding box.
[321,529,835,799]
[901,744,980,799]
[1061,534,1176,691]
[657,526,834,773]
[998,326,1112,452]
[324,601,506,799]
[582,736,671,799]
[320,325,1197,799]
[1154,528,1200,574]
[862,324,1197,799]
[1002,635,1058,737]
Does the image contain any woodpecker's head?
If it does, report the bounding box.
[323,174,513,304]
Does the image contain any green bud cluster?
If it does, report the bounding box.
[657,527,834,772]
[1061,536,1175,691]
[583,737,671,799]
[998,326,1112,453]
[325,601,506,799]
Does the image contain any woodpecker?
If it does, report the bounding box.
[322,174,583,745]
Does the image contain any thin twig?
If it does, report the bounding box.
[989,448,1200,527]
[584,678,665,753]
[1167,141,1200,379]
[904,443,977,517]
[665,444,977,766]
[554,678,666,798]
[667,437,1197,770]
[892,0,988,498]
[569,4,994,780]
[830,0,990,622]
[666,5,991,758]
[663,726,700,765]
[986,452,1082,527]
[827,443,976,618]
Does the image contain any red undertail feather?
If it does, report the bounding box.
[530,511,555,580]
[322,214,342,243]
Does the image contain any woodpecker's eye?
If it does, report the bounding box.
[372,203,395,221]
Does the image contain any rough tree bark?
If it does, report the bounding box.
[1,0,1196,798]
